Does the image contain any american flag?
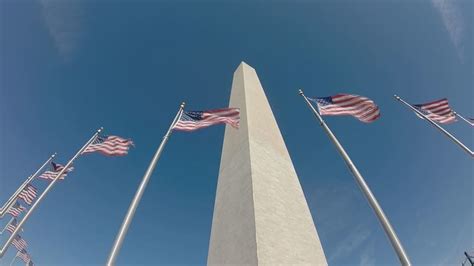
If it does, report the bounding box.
[7,202,27,217]
[413,98,457,124]
[82,135,134,156]
[18,184,38,205]
[6,218,18,234]
[11,235,28,251]
[173,108,240,131]
[17,249,32,265]
[38,162,74,181]
[308,94,380,123]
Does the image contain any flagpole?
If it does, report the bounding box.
[106,102,185,266]
[299,89,411,266]
[0,217,14,235]
[454,112,474,126]
[9,253,17,266]
[0,128,102,258]
[394,95,473,156]
[0,153,56,217]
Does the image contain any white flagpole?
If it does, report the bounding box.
[299,90,411,266]
[0,154,56,217]
[0,217,14,235]
[9,253,17,266]
[394,95,473,157]
[454,112,474,126]
[0,128,103,258]
[106,102,185,266]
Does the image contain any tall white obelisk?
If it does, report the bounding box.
[207,62,327,265]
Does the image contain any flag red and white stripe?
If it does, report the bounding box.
[309,94,380,123]
[413,98,457,124]
[17,249,32,264]
[17,184,38,205]
[6,219,18,234]
[38,162,74,181]
[7,202,27,217]
[12,235,28,251]
[82,135,134,156]
[173,108,240,131]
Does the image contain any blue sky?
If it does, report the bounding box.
[0,0,472,265]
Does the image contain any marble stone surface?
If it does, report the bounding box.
[207,62,327,265]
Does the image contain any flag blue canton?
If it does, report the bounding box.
[314,97,333,106]
[93,136,106,144]
[413,105,430,115]
[181,111,204,121]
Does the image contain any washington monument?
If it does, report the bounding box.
[207,62,327,265]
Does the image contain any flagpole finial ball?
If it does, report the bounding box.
[180,102,186,108]
[98,127,104,133]
[394,95,400,100]
[298,89,304,95]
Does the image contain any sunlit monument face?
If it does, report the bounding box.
[207,62,327,265]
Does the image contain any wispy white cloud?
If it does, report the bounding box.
[328,225,372,262]
[360,243,376,266]
[433,229,471,266]
[309,181,376,265]
[431,0,466,60]
[38,0,85,61]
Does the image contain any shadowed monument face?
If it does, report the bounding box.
[207,62,327,265]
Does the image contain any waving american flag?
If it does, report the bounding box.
[173,108,240,131]
[308,94,380,123]
[7,202,27,217]
[413,98,457,124]
[82,135,134,156]
[18,184,38,205]
[17,249,33,265]
[11,235,28,251]
[6,218,18,234]
[38,162,74,181]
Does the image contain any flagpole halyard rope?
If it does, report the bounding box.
[106,102,185,266]
[394,95,473,157]
[8,252,17,266]
[464,251,474,266]
[299,89,411,266]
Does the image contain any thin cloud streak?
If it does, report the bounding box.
[310,181,377,265]
[328,225,372,262]
[360,243,376,266]
[431,0,465,60]
[38,0,84,61]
